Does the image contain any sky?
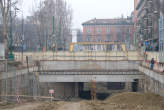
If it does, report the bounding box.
[22,0,134,29]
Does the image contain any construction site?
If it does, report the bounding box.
[0,0,164,110]
[0,47,164,110]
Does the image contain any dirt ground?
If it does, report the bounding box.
[1,102,41,110]
[1,92,164,110]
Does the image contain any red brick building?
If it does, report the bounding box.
[82,18,134,45]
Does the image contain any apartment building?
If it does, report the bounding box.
[136,0,164,51]
[82,18,134,46]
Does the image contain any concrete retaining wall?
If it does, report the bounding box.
[40,82,76,99]
[39,73,143,83]
[139,66,164,96]
[40,61,140,71]
[14,51,143,61]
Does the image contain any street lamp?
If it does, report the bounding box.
[9,1,15,60]
[20,10,24,62]
[13,7,24,61]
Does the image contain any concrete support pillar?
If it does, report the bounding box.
[157,81,160,94]
[78,83,84,97]
[138,79,144,92]
[74,83,79,97]
[125,82,132,92]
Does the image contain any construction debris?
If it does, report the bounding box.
[30,92,164,110]
[1,92,164,110]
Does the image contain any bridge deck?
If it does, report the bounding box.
[38,69,140,75]
[38,69,143,82]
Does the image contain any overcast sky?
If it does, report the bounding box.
[22,0,134,29]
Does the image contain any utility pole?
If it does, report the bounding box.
[58,19,62,50]
[5,59,8,103]
[21,11,24,62]
[52,16,57,52]
[9,0,14,60]
[53,16,55,35]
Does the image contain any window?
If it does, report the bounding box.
[117,29,121,42]
[107,26,110,33]
[160,41,164,51]
[88,36,91,42]
[88,27,91,33]
[97,36,102,42]
[106,35,111,41]
[128,28,131,33]
[97,26,101,33]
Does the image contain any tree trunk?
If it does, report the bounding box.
[4,38,9,59]
[3,16,9,59]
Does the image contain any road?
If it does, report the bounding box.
[1,101,93,110]
[57,102,81,110]
[1,102,41,110]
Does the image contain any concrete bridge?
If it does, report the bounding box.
[13,51,144,82]
[1,51,144,82]
[38,60,143,82]
[12,51,144,82]
[1,51,164,99]
[39,70,142,82]
[1,51,142,83]
[35,56,143,98]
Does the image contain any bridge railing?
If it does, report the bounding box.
[146,52,159,62]
[142,61,164,73]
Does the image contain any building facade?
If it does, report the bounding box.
[76,30,83,42]
[136,0,164,51]
[134,0,139,45]
[82,18,134,46]
[0,10,2,43]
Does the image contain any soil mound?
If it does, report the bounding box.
[99,92,164,110]
[106,92,164,106]
[32,92,164,110]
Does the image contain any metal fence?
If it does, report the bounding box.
[0,59,7,72]
[0,43,5,59]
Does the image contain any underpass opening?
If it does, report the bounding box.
[79,82,136,101]
[132,79,139,92]
[79,91,110,100]
[107,82,126,90]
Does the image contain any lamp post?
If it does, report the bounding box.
[9,0,14,60]
[21,11,24,62]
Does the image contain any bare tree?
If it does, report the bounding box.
[31,0,72,51]
[0,0,18,58]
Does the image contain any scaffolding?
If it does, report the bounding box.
[159,16,164,63]
[0,59,40,103]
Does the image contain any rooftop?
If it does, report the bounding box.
[82,18,133,25]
